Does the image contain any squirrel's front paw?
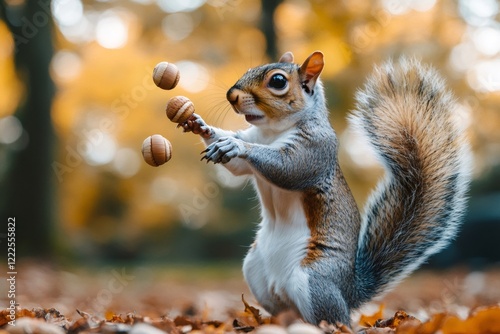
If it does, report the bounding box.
[178,113,213,139]
[201,137,248,164]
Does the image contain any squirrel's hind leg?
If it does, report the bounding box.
[243,246,289,315]
[305,268,351,325]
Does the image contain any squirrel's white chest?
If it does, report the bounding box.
[242,178,313,316]
[256,182,310,276]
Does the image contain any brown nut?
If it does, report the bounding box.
[166,96,194,123]
[153,62,180,90]
[141,134,172,167]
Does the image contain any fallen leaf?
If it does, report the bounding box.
[233,318,254,333]
[359,305,384,327]
[0,308,35,327]
[241,295,263,325]
[439,305,500,334]
[67,317,90,334]
[374,310,420,329]
[415,313,446,334]
[469,305,500,334]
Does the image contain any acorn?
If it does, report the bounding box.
[141,134,172,167]
[166,96,195,123]
[152,62,180,90]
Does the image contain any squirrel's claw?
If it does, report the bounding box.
[201,137,246,164]
[200,148,213,164]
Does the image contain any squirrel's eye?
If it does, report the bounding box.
[268,73,288,90]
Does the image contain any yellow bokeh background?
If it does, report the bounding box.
[1,0,499,264]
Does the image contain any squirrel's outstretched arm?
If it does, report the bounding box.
[180,113,254,176]
[202,120,336,190]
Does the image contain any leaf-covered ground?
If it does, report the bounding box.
[1,263,500,333]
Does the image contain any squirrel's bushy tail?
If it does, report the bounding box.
[349,58,471,306]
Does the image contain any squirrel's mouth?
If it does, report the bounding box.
[245,114,264,123]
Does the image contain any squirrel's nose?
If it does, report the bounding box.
[226,87,240,105]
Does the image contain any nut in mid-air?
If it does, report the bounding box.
[153,62,180,90]
[166,96,195,123]
[142,134,172,167]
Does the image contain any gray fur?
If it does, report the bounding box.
[198,57,470,325]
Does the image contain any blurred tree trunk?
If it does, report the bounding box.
[0,0,56,257]
[261,0,282,60]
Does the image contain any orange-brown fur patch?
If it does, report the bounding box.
[252,70,305,120]
[301,164,362,266]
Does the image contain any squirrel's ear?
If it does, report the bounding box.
[299,51,324,93]
[279,52,294,63]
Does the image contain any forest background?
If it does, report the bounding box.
[0,0,500,318]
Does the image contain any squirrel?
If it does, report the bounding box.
[179,51,471,325]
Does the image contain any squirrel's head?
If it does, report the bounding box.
[226,51,324,128]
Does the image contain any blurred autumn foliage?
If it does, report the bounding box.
[3,304,500,334]
[0,0,499,265]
